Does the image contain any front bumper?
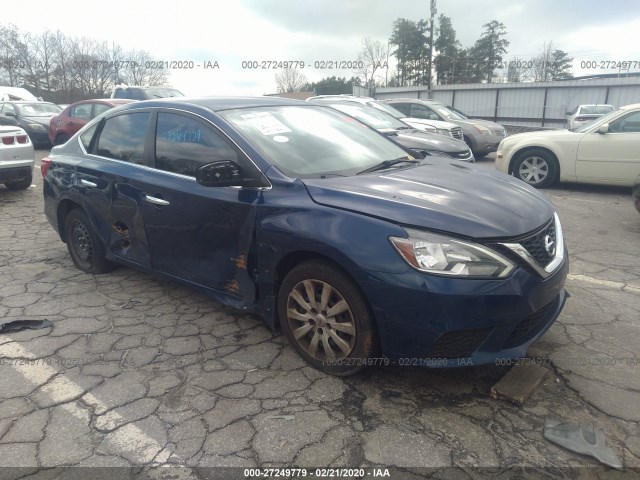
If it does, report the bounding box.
[24,128,50,146]
[361,252,568,367]
[473,134,505,155]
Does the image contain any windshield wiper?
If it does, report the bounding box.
[356,157,417,175]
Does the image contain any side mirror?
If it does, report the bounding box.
[196,160,244,187]
[597,123,609,134]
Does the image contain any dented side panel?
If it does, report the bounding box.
[109,181,152,267]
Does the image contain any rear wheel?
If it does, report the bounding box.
[512,149,558,188]
[5,171,32,191]
[278,260,378,376]
[63,209,115,274]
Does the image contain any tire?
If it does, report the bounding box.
[277,260,378,376]
[5,171,32,190]
[55,134,70,146]
[512,149,558,188]
[63,209,115,274]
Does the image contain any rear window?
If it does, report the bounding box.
[580,105,615,115]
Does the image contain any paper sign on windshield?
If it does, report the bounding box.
[241,112,292,135]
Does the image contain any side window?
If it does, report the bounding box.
[113,88,127,99]
[80,123,99,151]
[93,103,112,118]
[154,112,238,177]
[392,103,411,116]
[410,104,434,119]
[609,111,640,133]
[70,104,92,120]
[96,113,149,164]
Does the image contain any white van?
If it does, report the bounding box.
[0,87,38,102]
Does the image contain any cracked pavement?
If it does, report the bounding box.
[0,151,638,477]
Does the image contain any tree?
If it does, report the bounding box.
[274,68,308,93]
[506,57,524,83]
[434,15,461,85]
[473,20,509,83]
[389,18,429,86]
[306,76,360,95]
[355,37,388,90]
[548,49,573,80]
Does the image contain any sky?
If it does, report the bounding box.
[3,0,640,95]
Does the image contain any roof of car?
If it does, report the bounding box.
[69,99,134,105]
[125,96,310,112]
[1,100,58,105]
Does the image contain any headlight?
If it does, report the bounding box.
[473,125,492,136]
[433,128,450,136]
[390,229,514,278]
[27,123,46,131]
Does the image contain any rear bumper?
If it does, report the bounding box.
[0,159,34,183]
[360,252,569,367]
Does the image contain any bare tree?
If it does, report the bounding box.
[274,68,308,93]
[355,37,388,89]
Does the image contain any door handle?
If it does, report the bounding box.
[145,195,170,206]
[80,179,97,188]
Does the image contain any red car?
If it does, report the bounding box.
[48,99,133,146]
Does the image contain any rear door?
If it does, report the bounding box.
[576,110,640,185]
[85,111,154,267]
[140,110,260,300]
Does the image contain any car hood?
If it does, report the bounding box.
[400,117,459,130]
[396,130,469,153]
[455,118,505,132]
[302,159,555,239]
[22,115,54,126]
[502,129,578,144]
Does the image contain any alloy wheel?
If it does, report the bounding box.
[518,156,549,185]
[286,279,356,361]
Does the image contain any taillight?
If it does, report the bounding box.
[16,135,28,144]
[41,157,53,177]
[1,136,15,145]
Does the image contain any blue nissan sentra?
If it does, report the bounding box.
[42,96,568,375]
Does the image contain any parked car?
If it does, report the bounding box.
[307,95,463,140]
[0,86,38,102]
[0,126,34,190]
[385,99,507,156]
[111,85,184,100]
[0,101,62,147]
[49,99,134,146]
[565,104,615,130]
[43,97,568,375]
[308,99,474,162]
[633,176,640,214]
[496,103,640,188]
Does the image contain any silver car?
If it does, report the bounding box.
[385,99,507,157]
[565,104,615,130]
[0,126,34,190]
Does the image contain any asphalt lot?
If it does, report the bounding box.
[0,150,638,477]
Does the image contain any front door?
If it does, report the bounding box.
[140,111,259,300]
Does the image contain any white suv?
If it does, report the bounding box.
[306,95,463,139]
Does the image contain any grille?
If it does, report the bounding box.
[424,327,492,359]
[451,127,463,140]
[521,220,556,267]
[504,300,556,347]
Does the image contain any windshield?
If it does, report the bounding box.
[367,101,407,119]
[573,108,621,133]
[221,105,410,178]
[146,88,184,98]
[430,104,466,120]
[327,103,409,130]
[16,103,61,116]
[580,105,615,115]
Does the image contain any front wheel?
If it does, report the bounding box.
[277,260,378,376]
[63,209,116,274]
[512,149,558,188]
